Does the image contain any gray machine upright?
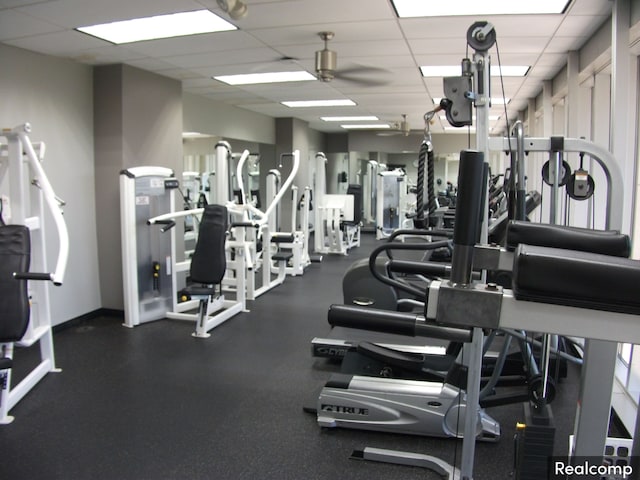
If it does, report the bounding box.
[120,166,179,327]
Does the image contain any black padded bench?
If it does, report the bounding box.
[506,221,637,314]
[507,220,631,257]
[512,244,640,315]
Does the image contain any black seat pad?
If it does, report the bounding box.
[513,244,640,315]
[343,184,362,226]
[507,221,630,257]
[0,225,31,342]
[182,285,216,297]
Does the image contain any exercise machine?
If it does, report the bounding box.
[280,185,313,276]
[324,145,633,479]
[121,166,247,338]
[146,203,248,339]
[316,184,362,255]
[227,150,300,299]
[315,305,501,441]
[315,21,631,479]
[0,123,69,424]
[375,169,407,239]
[313,152,362,256]
[360,159,383,232]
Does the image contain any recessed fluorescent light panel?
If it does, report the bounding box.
[341,124,390,130]
[214,71,316,85]
[282,100,356,108]
[76,10,236,44]
[421,66,529,77]
[321,116,379,122]
[392,0,570,17]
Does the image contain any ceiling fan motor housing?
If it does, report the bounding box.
[316,48,337,82]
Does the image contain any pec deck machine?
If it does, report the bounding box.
[320,22,638,479]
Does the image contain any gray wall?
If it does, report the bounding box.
[0,43,100,326]
[183,92,275,145]
[94,64,183,310]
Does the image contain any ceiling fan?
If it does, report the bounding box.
[376,114,411,136]
[314,32,391,87]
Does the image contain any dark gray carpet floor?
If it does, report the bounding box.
[0,234,585,480]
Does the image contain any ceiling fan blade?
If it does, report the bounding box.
[334,63,392,86]
[337,65,391,76]
[245,56,303,73]
[334,73,390,87]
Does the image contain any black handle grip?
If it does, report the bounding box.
[453,150,485,247]
[13,272,53,282]
[329,304,417,336]
[231,222,258,229]
[388,259,451,276]
[328,304,472,343]
[148,219,176,233]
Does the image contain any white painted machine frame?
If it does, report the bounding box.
[316,194,359,255]
[147,207,248,338]
[228,150,301,299]
[0,123,69,424]
[280,185,312,276]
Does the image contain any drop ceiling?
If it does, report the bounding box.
[0,0,614,134]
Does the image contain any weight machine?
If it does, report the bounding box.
[359,159,383,232]
[316,21,631,479]
[313,152,362,255]
[121,165,247,338]
[327,143,631,479]
[375,169,408,239]
[228,150,300,299]
[0,123,69,424]
[280,184,313,276]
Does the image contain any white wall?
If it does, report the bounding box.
[0,43,100,325]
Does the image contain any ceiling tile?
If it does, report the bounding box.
[0,8,62,40]
[4,29,107,54]
[567,0,613,16]
[68,45,147,64]
[0,0,57,7]
[546,36,590,53]
[225,0,393,30]
[161,47,282,69]
[125,31,264,57]
[249,20,404,46]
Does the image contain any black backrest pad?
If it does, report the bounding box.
[513,244,640,315]
[506,221,631,257]
[190,205,228,285]
[0,225,31,342]
[347,184,362,224]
